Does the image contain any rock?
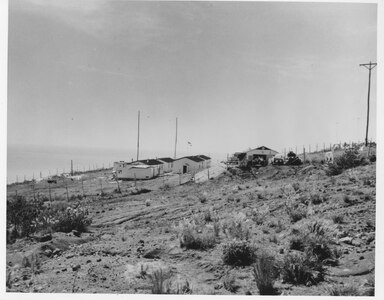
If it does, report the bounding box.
[62,268,67,272]
[72,264,81,272]
[339,237,353,245]
[359,256,365,260]
[33,286,43,292]
[65,254,75,259]
[44,249,53,257]
[86,260,91,264]
[143,248,162,259]
[71,230,81,237]
[352,239,362,247]
[34,233,52,243]
[97,258,102,262]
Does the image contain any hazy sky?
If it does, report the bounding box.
[7,0,377,157]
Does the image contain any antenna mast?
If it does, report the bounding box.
[174,117,178,159]
[137,110,140,161]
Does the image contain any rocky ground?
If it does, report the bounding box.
[5,159,376,295]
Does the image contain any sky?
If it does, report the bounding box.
[6,0,378,158]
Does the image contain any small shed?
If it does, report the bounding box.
[198,155,212,168]
[137,159,164,176]
[116,164,156,180]
[157,157,175,173]
[245,146,278,164]
[173,156,205,174]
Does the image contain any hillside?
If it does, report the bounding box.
[6,159,376,295]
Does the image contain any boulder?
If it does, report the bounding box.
[34,233,52,243]
[143,248,162,259]
[339,237,353,245]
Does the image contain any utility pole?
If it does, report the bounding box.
[174,117,178,159]
[137,110,140,161]
[359,61,377,146]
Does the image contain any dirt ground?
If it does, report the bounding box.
[5,158,376,295]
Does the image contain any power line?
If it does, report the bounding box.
[359,61,377,146]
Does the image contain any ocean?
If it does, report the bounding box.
[6,145,225,184]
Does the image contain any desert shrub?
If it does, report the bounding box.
[148,268,192,294]
[292,182,300,192]
[53,205,92,233]
[369,154,376,162]
[286,202,307,223]
[223,213,250,240]
[281,252,326,286]
[251,210,265,225]
[307,220,326,236]
[198,193,207,204]
[173,280,193,294]
[310,194,322,205]
[223,273,239,293]
[70,194,83,201]
[275,219,285,233]
[326,148,367,176]
[326,163,343,176]
[289,237,306,251]
[204,209,212,222]
[304,234,336,263]
[179,225,216,250]
[148,269,172,294]
[269,234,278,244]
[222,240,256,266]
[252,252,279,295]
[160,183,171,191]
[326,284,362,296]
[343,194,353,205]
[145,199,151,207]
[331,214,344,224]
[7,196,44,238]
[289,223,337,265]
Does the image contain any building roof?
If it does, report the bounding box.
[198,155,211,160]
[138,159,164,165]
[248,146,278,154]
[175,155,204,163]
[157,157,175,163]
[131,165,152,169]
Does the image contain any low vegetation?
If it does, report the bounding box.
[7,195,92,242]
[281,252,326,285]
[326,148,368,176]
[252,252,279,295]
[222,240,256,266]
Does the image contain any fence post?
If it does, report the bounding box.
[208,168,210,180]
[134,173,137,187]
[100,179,103,195]
[48,182,52,202]
[32,180,36,200]
[116,176,121,193]
[81,177,85,197]
[65,181,69,201]
[303,147,306,163]
[179,173,181,185]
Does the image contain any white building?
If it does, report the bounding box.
[198,155,211,169]
[113,159,164,180]
[173,155,206,174]
[157,157,175,173]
